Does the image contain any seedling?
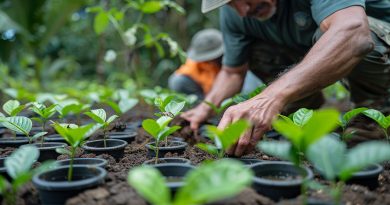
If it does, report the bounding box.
[52,122,100,181]
[29,102,57,144]
[56,102,91,125]
[196,120,250,158]
[337,107,368,141]
[258,109,340,166]
[0,116,47,142]
[128,159,253,205]
[84,109,118,147]
[307,135,390,204]
[2,100,27,116]
[362,108,390,142]
[204,84,266,115]
[0,145,57,205]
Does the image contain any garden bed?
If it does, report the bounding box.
[1,106,390,205]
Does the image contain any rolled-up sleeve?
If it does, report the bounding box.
[311,0,365,25]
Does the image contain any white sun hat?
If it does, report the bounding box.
[187,28,224,62]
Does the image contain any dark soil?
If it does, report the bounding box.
[1,103,389,205]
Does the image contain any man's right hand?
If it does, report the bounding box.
[180,102,213,130]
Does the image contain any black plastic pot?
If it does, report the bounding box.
[265,130,283,140]
[57,158,108,168]
[30,142,67,162]
[250,161,314,201]
[346,164,383,190]
[108,131,137,144]
[148,163,194,193]
[238,158,263,166]
[0,157,11,181]
[143,157,191,165]
[0,137,29,148]
[32,165,107,205]
[0,126,5,137]
[145,140,187,158]
[82,139,128,160]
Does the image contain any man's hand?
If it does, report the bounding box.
[181,102,213,130]
[218,94,284,156]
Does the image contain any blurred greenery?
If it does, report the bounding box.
[0,0,219,97]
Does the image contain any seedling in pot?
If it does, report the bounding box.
[0,115,47,143]
[85,109,118,147]
[307,135,390,204]
[196,120,250,159]
[1,100,27,117]
[29,102,57,145]
[258,109,340,203]
[362,108,390,142]
[0,145,57,205]
[52,122,100,181]
[128,159,253,205]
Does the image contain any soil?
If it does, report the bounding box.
[0,103,389,205]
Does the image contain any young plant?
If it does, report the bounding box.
[0,145,57,205]
[84,109,118,147]
[52,122,100,181]
[337,107,368,141]
[196,120,250,158]
[307,135,390,204]
[128,159,253,205]
[258,108,340,167]
[362,108,390,142]
[2,100,27,116]
[55,102,91,125]
[29,102,57,144]
[0,115,47,142]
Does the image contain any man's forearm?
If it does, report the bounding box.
[259,6,374,106]
[204,65,247,106]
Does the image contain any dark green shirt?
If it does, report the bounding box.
[221,0,390,67]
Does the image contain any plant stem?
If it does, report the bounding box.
[383,129,389,143]
[104,129,107,148]
[331,181,343,205]
[41,121,46,146]
[155,141,159,164]
[68,147,76,182]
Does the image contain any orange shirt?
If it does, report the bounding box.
[175,59,221,94]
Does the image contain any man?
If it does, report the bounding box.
[181,0,390,156]
[168,28,263,99]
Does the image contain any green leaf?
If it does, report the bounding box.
[340,107,368,128]
[340,141,390,180]
[5,145,39,179]
[156,116,172,128]
[105,100,121,114]
[272,117,302,147]
[292,108,313,127]
[174,159,252,205]
[52,123,95,147]
[31,132,47,141]
[142,119,160,139]
[56,147,71,156]
[306,135,346,181]
[94,11,109,35]
[128,166,171,205]
[157,126,181,142]
[106,115,118,125]
[3,100,20,116]
[140,1,163,14]
[204,101,219,114]
[165,101,185,116]
[301,109,340,150]
[10,105,26,116]
[0,175,9,194]
[2,116,32,135]
[258,141,293,162]
[85,109,106,124]
[220,120,250,150]
[363,109,389,129]
[196,143,219,157]
[119,98,138,113]
[32,160,58,176]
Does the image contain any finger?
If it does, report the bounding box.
[180,110,193,119]
[234,127,253,157]
[190,120,200,130]
[245,128,266,155]
[218,111,232,130]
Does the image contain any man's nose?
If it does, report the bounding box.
[230,0,250,17]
